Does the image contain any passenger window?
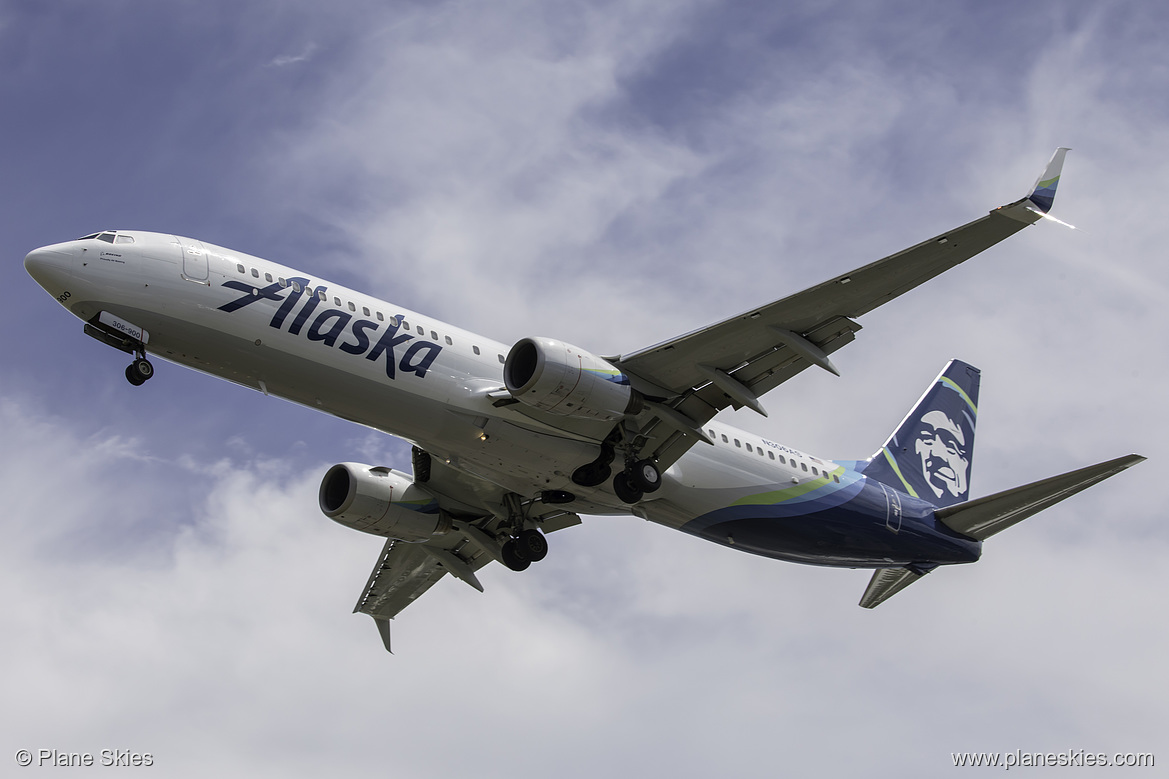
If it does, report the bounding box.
[401,320,410,329]
[758,448,765,456]
[265,273,273,282]
[237,264,246,274]
[362,307,370,316]
[779,455,786,464]
[278,278,287,287]
[833,475,840,483]
[417,326,424,335]
[801,463,808,472]
[251,268,259,278]
[473,345,481,355]
[721,434,729,443]
[734,439,741,448]
[291,282,301,293]
[811,467,819,476]
[348,302,356,312]
[431,331,438,340]
[768,451,775,460]
[334,297,342,306]
[445,336,453,345]
[746,443,753,453]
[317,290,326,301]
[498,354,505,364]
[376,312,385,322]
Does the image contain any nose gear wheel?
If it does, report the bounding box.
[125,357,154,386]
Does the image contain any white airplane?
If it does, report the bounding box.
[25,149,1142,651]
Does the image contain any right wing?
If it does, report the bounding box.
[617,149,1072,471]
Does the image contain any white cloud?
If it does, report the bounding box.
[266,42,318,68]
[3,392,1165,776]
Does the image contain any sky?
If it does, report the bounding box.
[2,0,1166,775]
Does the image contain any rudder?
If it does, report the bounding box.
[861,360,980,508]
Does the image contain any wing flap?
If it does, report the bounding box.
[630,316,862,470]
[353,539,451,620]
[935,454,1145,541]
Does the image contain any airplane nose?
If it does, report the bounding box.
[24,243,76,295]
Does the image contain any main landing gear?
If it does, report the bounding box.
[612,458,661,504]
[501,528,548,572]
[498,494,556,572]
[570,426,662,504]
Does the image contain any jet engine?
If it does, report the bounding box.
[504,337,643,421]
[319,463,452,542]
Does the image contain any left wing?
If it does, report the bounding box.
[354,539,460,651]
[352,452,582,651]
[617,149,1071,470]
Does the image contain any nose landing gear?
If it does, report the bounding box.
[82,313,155,387]
[125,355,154,386]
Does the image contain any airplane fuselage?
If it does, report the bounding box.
[25,230,981,569]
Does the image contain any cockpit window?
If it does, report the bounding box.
[78,231,133,243]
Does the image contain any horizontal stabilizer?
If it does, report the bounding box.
[859,566,928,609]
[860,454,1142,609]
[936,454,1145,541]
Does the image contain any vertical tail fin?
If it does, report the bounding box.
[861,360,980,508]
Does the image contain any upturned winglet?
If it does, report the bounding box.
[1026,147,1071,214]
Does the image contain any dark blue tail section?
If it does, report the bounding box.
[861,360,980,508]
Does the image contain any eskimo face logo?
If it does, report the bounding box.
[217,278,442,379]
[914,409,969,499]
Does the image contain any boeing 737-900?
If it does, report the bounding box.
[24,149,1143,651]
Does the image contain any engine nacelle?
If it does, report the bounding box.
[504,337,643,422]
[319,463,451,542]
